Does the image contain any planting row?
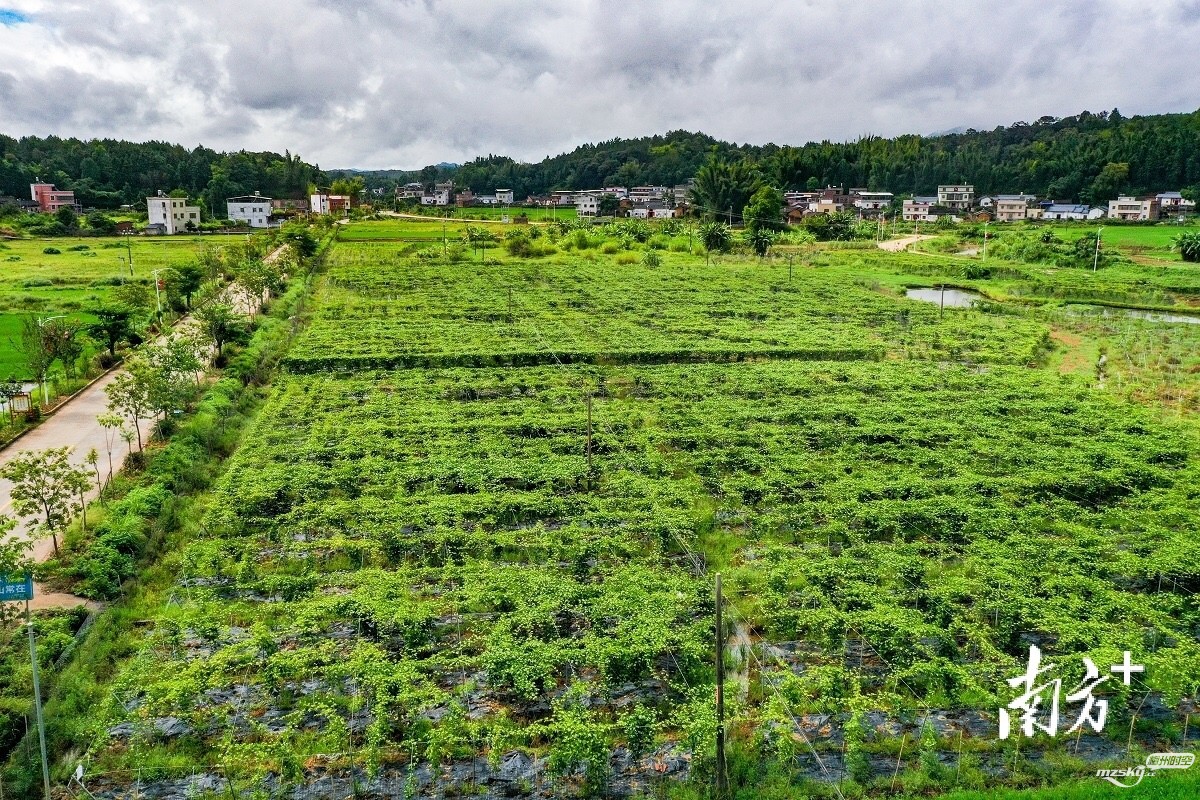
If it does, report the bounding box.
[81,361,1200,791]
[281,247,1053,371]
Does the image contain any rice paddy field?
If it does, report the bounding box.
[9,216,1200,800]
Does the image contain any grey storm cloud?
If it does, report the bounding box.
[1,0,1199,168]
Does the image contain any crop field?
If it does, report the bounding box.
[285,246,1052,371]
[64,220,1200,799]
[0,236,208,377]
[336,219,509,241]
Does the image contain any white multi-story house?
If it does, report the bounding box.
[902,196,938,222]
[1108,196,1160,221]
[147,192,201,234]
[421,182,454,206]
[495,189,514,204]
[602,187,629,200]
[226,192,273,228]
[575,196,599,216]
[852,190,893,212]
[937,184,975,210]
[629,186,667,204]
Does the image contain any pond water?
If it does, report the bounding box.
[905,287,984,308]
[1064,304,1200,325]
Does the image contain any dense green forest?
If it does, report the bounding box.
[334,108,1200,204]
[0,134,321,213]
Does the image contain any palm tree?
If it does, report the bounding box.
[690,156,761,223]
[699,221,732,265]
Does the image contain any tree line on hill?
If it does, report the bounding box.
[6,107,1200,219]
[333,108,1200,213]
[0,135,322,212]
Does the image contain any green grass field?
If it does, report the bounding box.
[0,236,209,378]
[1048,223,1199,263]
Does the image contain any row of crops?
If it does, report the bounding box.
[281,245,1053,371]
[85,351,1200,794]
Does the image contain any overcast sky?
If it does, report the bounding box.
[2,1,1199,170]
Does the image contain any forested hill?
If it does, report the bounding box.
[340,108,1200,203]
[0,134,322,210]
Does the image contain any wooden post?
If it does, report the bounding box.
[715,573,727,799]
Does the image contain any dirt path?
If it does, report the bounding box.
[0,246,279,610]
[877,234,936,252]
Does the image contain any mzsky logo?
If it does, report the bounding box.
[1096,752,1195,788]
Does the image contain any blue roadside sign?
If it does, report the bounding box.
[0,572,33,602]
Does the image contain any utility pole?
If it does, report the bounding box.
[715,573,727,800]
[442,218,447,258]
[1093,226,1104,272]
[27,600,50,800]
[125,240,134,276]
[787,254,794,282]
[940,283,945,317]
[982,221,989,260]
[151,269,164,319]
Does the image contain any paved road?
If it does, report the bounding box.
[0,367,153,608]
[877,234,936,252]
[0,251,276,610]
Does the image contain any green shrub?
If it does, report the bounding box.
[42,247,61,254]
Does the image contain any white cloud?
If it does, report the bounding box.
[0,0,1198,169]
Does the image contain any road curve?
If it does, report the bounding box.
[877,234,936,252]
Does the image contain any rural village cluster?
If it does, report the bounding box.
[17,179,1197,234]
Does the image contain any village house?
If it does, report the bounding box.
[310,193,351,215]
[455,190,476,207]
[902,196,938,222]
[396,182,424,200]
[1041,203,1101,221]
[628,186,667,204]
[272,198,309,213]
[1156,191,1195,218]
[147,192,201,234]
[30,181,81,214]
[226,192,274,228]
[421,182,454,206]
[495,189,514,204]
[937,184,975,210]
[1107,196,1160,221]
[852,190,893,213]
[994,194,1038,222]
[575,195,599,216]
